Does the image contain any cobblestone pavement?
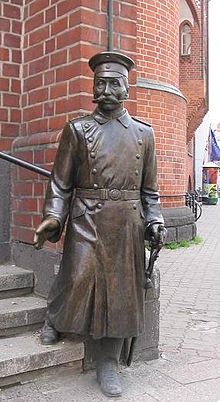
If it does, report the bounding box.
[1,204,220,401]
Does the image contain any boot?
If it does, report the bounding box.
[97,358,122,397]
[95,338,123,398]
[40,319,59,345]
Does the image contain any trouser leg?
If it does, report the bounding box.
[95,337,124,398]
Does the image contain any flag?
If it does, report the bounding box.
[210,128,220,161]
[203,126,220,163]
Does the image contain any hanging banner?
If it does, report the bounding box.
[202,162,219,204]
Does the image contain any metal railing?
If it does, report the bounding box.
[185,191,202,222]
[0,151,50,178]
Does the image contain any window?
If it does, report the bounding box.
[181,23,191,56]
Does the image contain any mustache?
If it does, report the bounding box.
[92,95,122,104]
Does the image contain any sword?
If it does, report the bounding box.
[144,224,165,297]
[126,224,166,366]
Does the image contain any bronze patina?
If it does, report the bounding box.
[34,51,165,398]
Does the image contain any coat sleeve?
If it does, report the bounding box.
[43,122,79,242]
[141,126,164,226]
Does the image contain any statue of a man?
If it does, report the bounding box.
[34,52,165,398]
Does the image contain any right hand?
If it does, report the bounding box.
[146,223,167,249]
[33,218,60,250]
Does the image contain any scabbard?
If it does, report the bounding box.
[126,337,137,366]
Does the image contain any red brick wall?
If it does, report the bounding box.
[136,0,187,208]
[8,0,138,247]
[179,0,208,142]
[0,0,22,151]
[137,88,187,208]
[137,0,179,87]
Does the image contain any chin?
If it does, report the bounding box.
[99,103,120,112]
[102,105,116,111]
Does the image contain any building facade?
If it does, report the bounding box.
[0,0,208,281]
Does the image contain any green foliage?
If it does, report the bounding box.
[191,235,203,245]
[165,236,203,250]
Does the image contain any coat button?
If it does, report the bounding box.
[135,170,139,176]
[92,168,97,174]
[133,185,137,190]
[93,183,98,189]
[136,154,141,159]
[97,203,102,209]
[138,139,143,145]
[90,152,96,158]
[88,137,93,142]
[139,127,143,132]
[84,123,90,128]
[133,204,137,210]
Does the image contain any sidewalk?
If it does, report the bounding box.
[1,204,220,402]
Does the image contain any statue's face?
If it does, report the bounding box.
[93,74,128,112]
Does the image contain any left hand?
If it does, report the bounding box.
[33,218,60,250]
[148,224,167,248]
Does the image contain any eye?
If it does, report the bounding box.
[96,79,105,87]
[112,80,120,87]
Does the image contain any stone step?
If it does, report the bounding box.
[0,265,33,298]
[0,333,84,386]
[0,295,47,336]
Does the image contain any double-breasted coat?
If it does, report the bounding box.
[44,108,164,339]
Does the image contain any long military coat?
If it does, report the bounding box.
[44,108,164,339]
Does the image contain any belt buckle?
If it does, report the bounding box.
[109,189,121,200]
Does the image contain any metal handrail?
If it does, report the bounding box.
[0,151,51,178]
[185,191,202,222]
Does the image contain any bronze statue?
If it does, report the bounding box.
[34,52,165,398]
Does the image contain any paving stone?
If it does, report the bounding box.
[148,386,210,402]
[184,377,220,402]
[0,382,45,401]
[155,358,220,385]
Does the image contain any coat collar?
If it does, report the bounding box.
[92,108,132,128]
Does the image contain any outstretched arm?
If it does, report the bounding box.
[34,122,79,246]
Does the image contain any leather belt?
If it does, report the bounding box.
[75,188,140,201]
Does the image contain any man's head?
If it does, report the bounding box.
[89,52,135,113]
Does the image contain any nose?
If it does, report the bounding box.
[103,82,111,95]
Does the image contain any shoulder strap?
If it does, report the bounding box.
[132,116,151,127]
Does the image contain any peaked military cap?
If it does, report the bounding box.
[89,51,135,78]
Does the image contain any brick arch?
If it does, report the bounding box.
[185,0,200,27]
[179,19,193,28]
